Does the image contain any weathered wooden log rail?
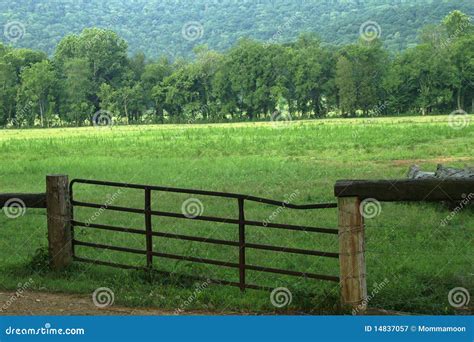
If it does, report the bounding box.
[2,175,473,313]
[335,179,474,202]
[0,193,47,208]
[1,175,72,270]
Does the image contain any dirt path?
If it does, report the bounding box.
[0,290,216,316]
[390,156,473,166]
[0,290,422,316]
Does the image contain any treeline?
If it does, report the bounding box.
[0,10,473,128]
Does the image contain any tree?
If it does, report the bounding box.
[17,60,57,127]
[159,47,223,122]
[0,61,18,126]
[449,35,474,110]
[62,58,94,126]
[289,34,335,117]
[55,28,129,110]
[441,11,474,110]
[442,10,472,37]
[142,57,173,122]
[129,52,146,81]
[395,44,455,115]
[223,39,279,119]
[97,83,119,121]
[335,55,357,116]
[335,40,389,116]
[118,84,146,123]
[2,48,47,76]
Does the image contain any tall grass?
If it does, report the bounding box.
[0,115,472,314]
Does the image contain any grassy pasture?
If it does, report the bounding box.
[0,115,472,314]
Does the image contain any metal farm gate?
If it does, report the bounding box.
[69,179,340,291]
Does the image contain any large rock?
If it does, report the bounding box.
[407,164,474,210]
[407,164,474,180]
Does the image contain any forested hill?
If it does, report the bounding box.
[1,0,473,58]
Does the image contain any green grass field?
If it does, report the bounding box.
[0,115,472,314]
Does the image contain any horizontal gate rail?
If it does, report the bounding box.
[72,220,339,258]
[71,179,337,209]
[73,239,340,283]
[73,256,273,291]
[70,179,339,291]
[71,201,338,234]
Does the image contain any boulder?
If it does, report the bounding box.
[407,164,474,180]
[407,164,474,211]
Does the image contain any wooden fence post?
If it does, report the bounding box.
[338,196,367,313]
[46,174,72,270]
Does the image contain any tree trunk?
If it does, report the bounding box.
[39,101,44,127]
[247,109,254,120]
[124,102,129,123]
[457,87,462,110]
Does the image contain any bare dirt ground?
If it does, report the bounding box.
[0,290,426,316]
[0,290,217,316]
[390,156,473,167]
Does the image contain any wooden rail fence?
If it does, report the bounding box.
[1,175,472,313]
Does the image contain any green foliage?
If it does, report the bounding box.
[336,55,357,116]
[1,0,473,57]
[27,247,49,272]
[443,10,473,37]
[62,58,94,125]
[16,59,57,127]
[0,10,473,127]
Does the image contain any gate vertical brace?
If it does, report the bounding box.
[69,180,75,258]
[238,198,246,292]
[145,188,153,269]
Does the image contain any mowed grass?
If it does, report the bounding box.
[0,115,472,314]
